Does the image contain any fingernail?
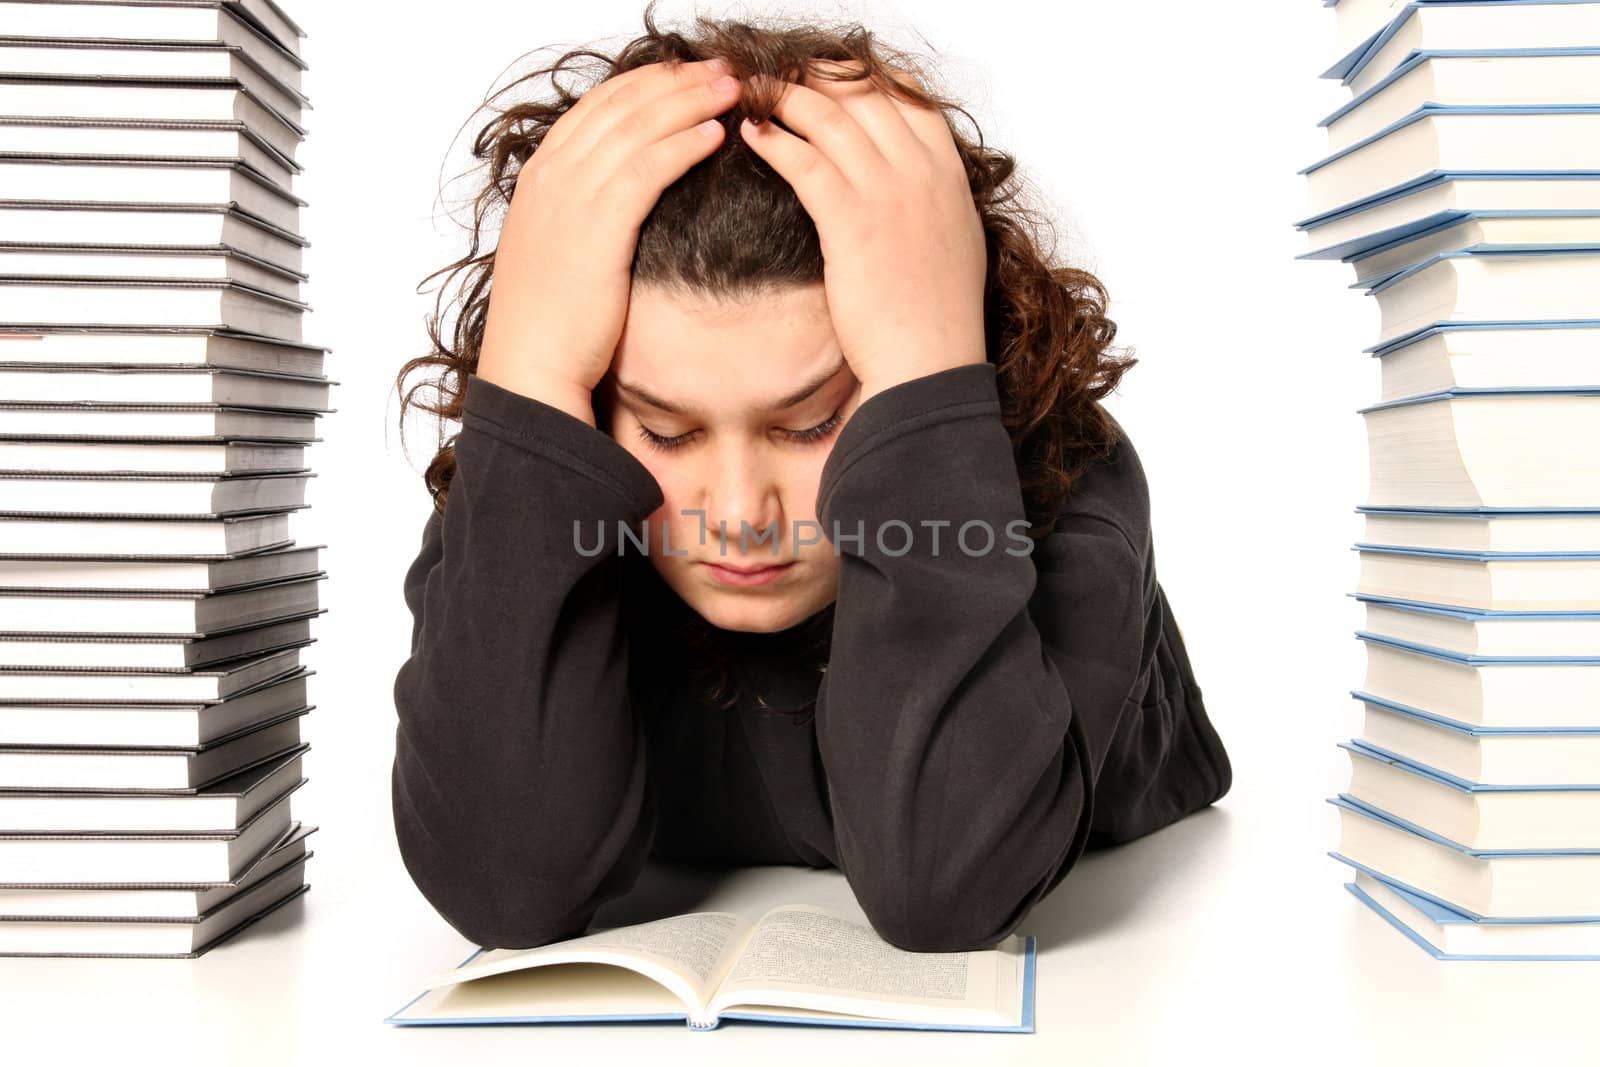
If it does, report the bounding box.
[708,57,732,75]
[714,74,738,92]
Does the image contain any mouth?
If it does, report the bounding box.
[700,559,796,587]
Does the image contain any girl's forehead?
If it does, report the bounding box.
[611,284,846,413]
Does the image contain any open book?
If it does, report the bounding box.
[386,903,1034,1032]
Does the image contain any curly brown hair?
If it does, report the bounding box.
[395,1,1137,721]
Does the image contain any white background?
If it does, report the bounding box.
[7,2,1598,1064]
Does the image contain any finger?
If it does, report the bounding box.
[749,74,889,191]
[740,109,857,219]
[801,62,925,167]
[541,57,730,157]
[607,113,727,211]
[807,58,929,115]
[824,59,964,173]
[573,67,739,168]
[876,85,966,174]
[875,61,928,99]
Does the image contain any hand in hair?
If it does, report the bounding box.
[475,56,744,425]
[738,60,989,406]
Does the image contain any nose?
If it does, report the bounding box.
[703,444,784,554]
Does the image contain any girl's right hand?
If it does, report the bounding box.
[475,57,742,421]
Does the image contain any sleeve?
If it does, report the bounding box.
[390,371,665,949]
[811,360,1173,953]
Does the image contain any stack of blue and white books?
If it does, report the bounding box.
[1302,0,1600,960]
[0,0,325,957]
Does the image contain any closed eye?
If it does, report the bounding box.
[636,410,844,453]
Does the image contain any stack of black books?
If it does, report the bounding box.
[0,0,325,957]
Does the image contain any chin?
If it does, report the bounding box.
[653,558,838,634]
[690,594,804,635]
[679,579,836,635]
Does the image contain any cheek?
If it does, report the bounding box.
[789,456,828,522]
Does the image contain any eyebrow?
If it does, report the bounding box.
[614,359,847,417]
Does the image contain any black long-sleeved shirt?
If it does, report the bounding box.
[391,362,1232,953]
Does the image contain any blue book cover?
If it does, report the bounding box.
[1324,99,1600,134]
[1354,540,1600,561]
[1294,172,1600,247]
[1339,215,1600,291]
[1354,500,1600,514]
[1323,0,1429,80]
[1355,384,1600,413]
[1320,0,1388,81]
[1345,862,1600,926]
[1343,880,1600,959]
[1355,244,1600,294]
[1337,207,1600,260]
[1298,208,1600,264]
[1341,736,1600,789]
[1354,505,1600,518]
[1360,317,1600,354]
[1353,628,1600,665]
[1307,206,1600,260]
[1329,848,1600,923]
[1350,688,1600,735]
[1350,244,1600,292]
[1324,1,1600,83]
[385,923,1037,1032]
[1354,629,1600,664]
[1349,590,1600,618]
[1330,792,1600,858]
[1299,104,1600,179]
[1318,48,1600,126]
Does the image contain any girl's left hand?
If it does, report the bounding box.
[739,61,989,405]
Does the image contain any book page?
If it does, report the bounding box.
[397,962,690,1024]
[709,904,1004,1016]
[564,912,749,997]
[425,911,754,1010]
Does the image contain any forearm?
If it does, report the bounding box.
[391,373,663,948]
[812,362,1105,953]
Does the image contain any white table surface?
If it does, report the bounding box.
[4,4,1591,1059]
[4,742,1597,1067]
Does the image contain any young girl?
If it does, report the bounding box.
[391,4,1232,955]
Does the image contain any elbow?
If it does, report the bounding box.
[850,774,1091,954]
[390,765,604,950]
[854,870,1060,954]
[860,902,1019,954]
[386,682,657,950]
[392,822,599,949]
[851,845,1076,953]
[417,884,593,952]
